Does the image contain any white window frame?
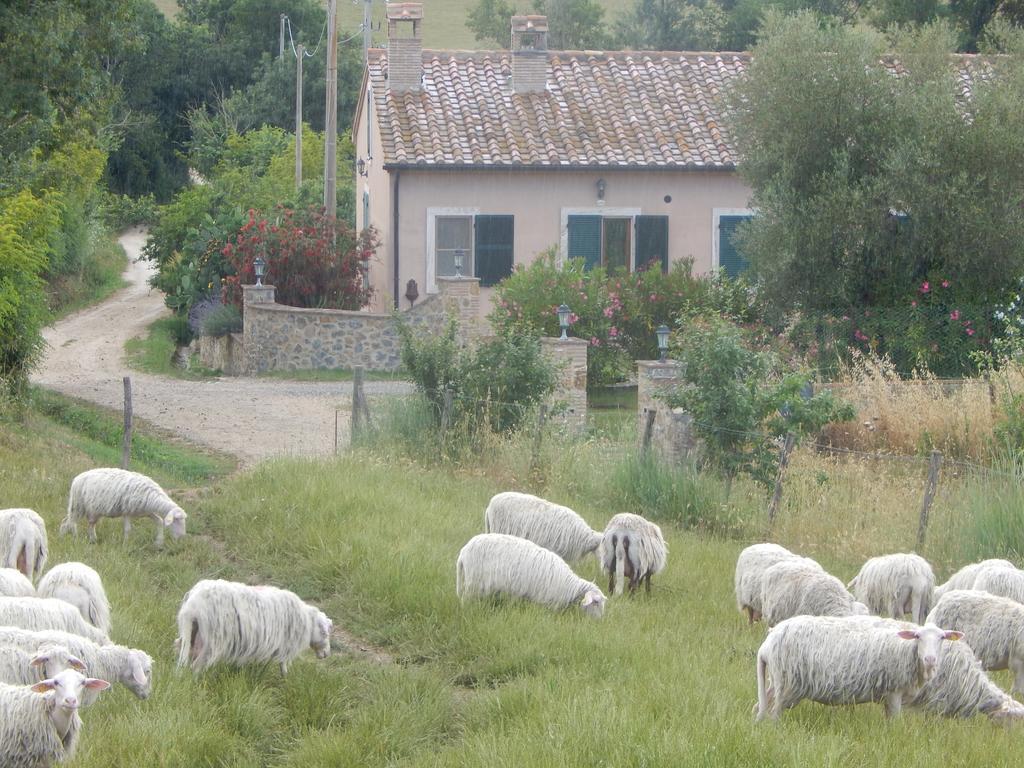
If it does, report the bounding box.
[426,207,479,293]
[559,207,642,269]
[712,208,756,272]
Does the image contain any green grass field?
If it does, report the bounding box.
[2,391,1022,766]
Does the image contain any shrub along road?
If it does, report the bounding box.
[33,228,410,466]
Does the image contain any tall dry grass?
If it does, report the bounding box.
[817,351,1024,461]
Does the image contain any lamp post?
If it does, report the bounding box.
[557,304,571,340]
[253,256,266,287]
[454,249,464,279]
[656,324,670,362]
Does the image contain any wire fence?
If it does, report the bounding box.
[337,370,1024,569]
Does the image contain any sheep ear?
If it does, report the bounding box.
[131,660,147,685]
[83,678,111,691]
[163,511,175,525]
[29,653,49,668]
[581,593,595,607]
[67,656,87,672]
[944,631,964,642]
[30,680,55,693]
[896,630,919,640]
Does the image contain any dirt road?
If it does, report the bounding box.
[33,228,410,466]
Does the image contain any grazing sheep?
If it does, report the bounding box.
[0,646,86,686]
[906,632,1024,722]
[848,553,936,625]
[0,568,35,597]
[973,566,1024,604]
[760,558,869,627]
[734,543,802,624]
[456,533,606,618]
[0,627,151,701]
[927,588,1024,695]
[176,579,332,674]
[0,597,109,645]
[0,668,110,767]
[755,614,963,721]
[0,508,48,581]
[483,492,602,562]
[598,513,668,596]
[61,468,187,547]
[934,559,1016,600]
[37,563,111,636]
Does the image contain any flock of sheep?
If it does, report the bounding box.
[739,543,1024,723]
[457,492,669,617]
[0,467,333,767]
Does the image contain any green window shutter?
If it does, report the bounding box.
[636,215,669,272]
[567,215,602,270]
[719,215,752,279]
[474,215,514,287]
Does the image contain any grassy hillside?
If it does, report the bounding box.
[4,391,1022,766]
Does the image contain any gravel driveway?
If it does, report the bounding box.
[33,228,411,466]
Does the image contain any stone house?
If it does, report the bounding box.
[352,3,755,318]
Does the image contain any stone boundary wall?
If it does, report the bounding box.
[636,360,699,464]
[236,278,482,375]
[196,332,245,375]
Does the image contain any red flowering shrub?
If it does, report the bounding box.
[221,206,378,310]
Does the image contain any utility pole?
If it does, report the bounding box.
[295,43,303,191]
[279,13,286,58]
[362,0,372,63]
[323,0,338,216]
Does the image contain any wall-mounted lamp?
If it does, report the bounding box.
[557,304,571,340]
[253,255,266,287]
[596,177,606,205]
[357,158,367,176]
[656,324,670,362]
[405,278,419,308]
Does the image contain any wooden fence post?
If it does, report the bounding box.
[439,389,454,434]
[121,376,133,470]
[766,432,796,533]
[334,408,339,454]
[916,450,943,551]
[351,366,370,439]
[640,408,657,456]
[530,404,548,475]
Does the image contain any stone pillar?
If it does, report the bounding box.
[541,336,588,433]
[437,277,482,340]
[636,360,699,464]
[242,284,276,375]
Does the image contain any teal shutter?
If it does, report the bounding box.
[636,215,669,272]
[474,215,514,287]
[718,215,752,279]
[568,215,602,270]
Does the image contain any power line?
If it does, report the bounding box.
[283,14,358,60]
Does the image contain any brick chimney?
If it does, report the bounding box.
[387,3,423,92]
[511,15,548,94]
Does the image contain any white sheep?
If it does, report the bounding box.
[0,508,48,581]
[176,579,333,675]
[0,597,109,645]
[734,543,801,624]
[0,668,110,767]
[906,630,1024,722]
[926,588,1024,695]
[483,491,602,562]
[598,513,668,596]
[973,566,1024,604]
[0,627,152,700]
[755,614,963,721]
[60,468,187,547]
[848,553,936,625]
[37,562,112,637]
[759,558,869,627]
[0,567,35,597]
[0,645,87,686]
[456,533,607,618]
[934,559,1016,599]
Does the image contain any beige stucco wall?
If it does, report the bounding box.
[354,84,395,313]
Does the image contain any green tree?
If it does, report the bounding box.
[616,0,727,51]
[467,0,518,47]
[532,0,609,49]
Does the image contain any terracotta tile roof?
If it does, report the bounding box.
[367,49,750,169]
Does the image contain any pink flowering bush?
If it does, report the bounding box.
[490,249,759,385]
